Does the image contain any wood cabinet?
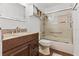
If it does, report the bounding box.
[10,44,29,56]
[29,40,39,56]
[3,33,39,56]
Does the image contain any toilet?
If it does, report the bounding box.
[39,39,52,47]
[39,39,52,55]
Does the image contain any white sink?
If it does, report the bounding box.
[39,39,52,47]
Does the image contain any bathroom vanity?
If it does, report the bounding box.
[2,32,39,56]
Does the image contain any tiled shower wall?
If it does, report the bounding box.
[41,9,73,44]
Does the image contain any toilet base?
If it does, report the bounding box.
[39,48,52,56]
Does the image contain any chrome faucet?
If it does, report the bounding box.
[16,27,21,33]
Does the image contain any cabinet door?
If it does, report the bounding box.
[13,46,29,56]
[29,41,39,56]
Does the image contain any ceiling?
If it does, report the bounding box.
[19,3,75,14]
[34,3,60,9]
[34,3,75,14]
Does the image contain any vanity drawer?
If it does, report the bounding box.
[3,43,29,56]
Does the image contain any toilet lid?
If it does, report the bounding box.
[39,39,52,44]
[39,39,52,46]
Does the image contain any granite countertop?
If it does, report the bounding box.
[3,32,38,40]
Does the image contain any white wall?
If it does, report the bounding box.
[25,15,40,32]
[0,3,27,29]
[73,4,79,56]
[0,18,26,29]
[25,4,33,17]
[0,3,25,21]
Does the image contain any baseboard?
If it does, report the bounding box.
[50,48,73,56]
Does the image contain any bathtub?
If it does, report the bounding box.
[50,40,73,54]
[41,37,73,54]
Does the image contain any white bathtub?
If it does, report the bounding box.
[50,40,73,54]
[41,38,73,54]
[42,35,73,54]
